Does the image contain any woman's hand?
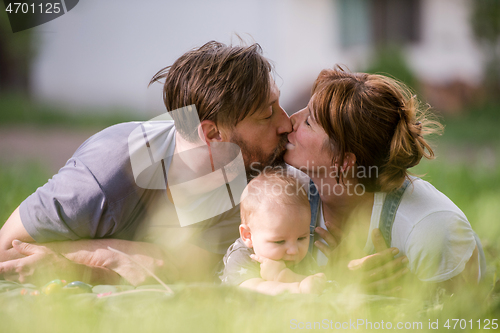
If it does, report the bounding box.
[347,251,409,295]
[314,220,343,259]
[316,227,409,295]
[349,229,409,295]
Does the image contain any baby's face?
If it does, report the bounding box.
[247,202,311,266]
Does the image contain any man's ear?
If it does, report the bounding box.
[239,224,253,248]
[199,120,224,145]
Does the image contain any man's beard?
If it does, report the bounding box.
[229,133,288,181]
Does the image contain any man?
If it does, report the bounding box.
[0,41,292,285]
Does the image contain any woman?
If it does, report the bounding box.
[285,66,485,292]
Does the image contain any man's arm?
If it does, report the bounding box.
[0,207,35,262]
[0,206,174,285]
[1,206,223,286]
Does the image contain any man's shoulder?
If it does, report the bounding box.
[74,120,176,185]
[77,120,175,151]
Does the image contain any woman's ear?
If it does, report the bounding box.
[342,153,356,171]
[198,120,223,145]
[239,224,253,248]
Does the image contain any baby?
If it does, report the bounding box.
[220,170,326,295]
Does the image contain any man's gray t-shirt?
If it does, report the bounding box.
[19,121,241,254]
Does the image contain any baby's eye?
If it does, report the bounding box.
[273,240,285,245]
[298,237,307,241]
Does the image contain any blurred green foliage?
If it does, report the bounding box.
[0,163,49,223]
[471,0,500,45]
[3,281,500,333]
[0,94,145,128]
[471,0,500,100]
[0,8,35,92]
[439,102,500,145]
[364,45,420,94]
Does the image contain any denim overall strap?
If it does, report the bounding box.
[379,178,411,248]
[308,180,321,253]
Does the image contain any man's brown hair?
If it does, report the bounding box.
[149,41,273,141]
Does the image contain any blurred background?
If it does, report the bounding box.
[0,0,499,258]
[2,0,499,115]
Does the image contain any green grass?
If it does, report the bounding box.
[439,102,500,146]
[0,279,497,333]
[0,163,51,223]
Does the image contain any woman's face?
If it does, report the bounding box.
[284,102,333,176]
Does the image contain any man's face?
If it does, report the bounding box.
[228,82,292,178]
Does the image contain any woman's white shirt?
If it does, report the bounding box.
[287,162,479,283]
[362,177,477,282]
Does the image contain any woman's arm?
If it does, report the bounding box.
[435,245,479,293]
[402,212,480,287]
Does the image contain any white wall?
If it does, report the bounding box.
[32,0,340,115]
[31,0,485,115]
[407,0,484,85]
[32,0,278,114]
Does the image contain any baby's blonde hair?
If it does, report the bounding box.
[240,168,310,226]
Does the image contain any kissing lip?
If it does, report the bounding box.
[286,132,297,146]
